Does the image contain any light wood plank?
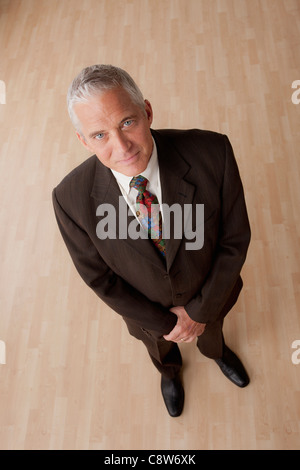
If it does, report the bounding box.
[0,0,299,450]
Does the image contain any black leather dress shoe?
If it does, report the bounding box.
[161,375,184,417]
[215,346,250,388]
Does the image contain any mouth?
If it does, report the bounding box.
[120,151,140,164]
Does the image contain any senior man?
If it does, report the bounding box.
[53,65,251,417]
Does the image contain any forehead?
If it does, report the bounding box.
[74,87,141,131]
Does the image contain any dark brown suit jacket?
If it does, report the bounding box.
[52,129,251,337]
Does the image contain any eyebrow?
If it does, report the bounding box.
[88,114,138,139]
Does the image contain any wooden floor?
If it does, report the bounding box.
[0,0,300,450]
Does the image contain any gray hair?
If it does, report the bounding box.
[67,64,145,135]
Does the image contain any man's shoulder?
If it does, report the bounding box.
[152,128,228,167]
[154,127,224,140]
[153,128,226,152]
[53,154,106,207]
[55,154,98,187]
[57,155,100,189]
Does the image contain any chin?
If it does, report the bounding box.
[121,158,149,177]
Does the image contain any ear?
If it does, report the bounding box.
[144,99,153,126]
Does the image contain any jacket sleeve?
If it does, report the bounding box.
[185,135,251,324]
[52,189,177,336]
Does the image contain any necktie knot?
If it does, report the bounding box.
[130,175,148,194]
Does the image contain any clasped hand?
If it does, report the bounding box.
[163,306,206,343]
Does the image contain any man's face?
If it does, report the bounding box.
[74,87,154,176]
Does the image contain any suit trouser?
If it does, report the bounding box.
[123,316,225,379]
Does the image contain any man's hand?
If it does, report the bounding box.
[163,306,206,343]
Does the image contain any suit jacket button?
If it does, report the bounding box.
[175,293,182,299]
[163,274,169,279]
[136,210,140,217]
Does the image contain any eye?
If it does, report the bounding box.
[95,133,104,140]
[123,120,133,127]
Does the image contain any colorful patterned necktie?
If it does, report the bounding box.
[130,175,166,257]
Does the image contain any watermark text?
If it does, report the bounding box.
[291,80,300,104]
[291,340,300,364]
[96,198,204,250]
[0,80,6,104]
[0,340,6,364]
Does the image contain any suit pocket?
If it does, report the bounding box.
[141,327,153,338]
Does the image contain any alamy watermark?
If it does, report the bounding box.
[291,340,300,365]
[0,80,6,104]
[291,80,300,105]
[0,340,6,364]
[96,197,204,250]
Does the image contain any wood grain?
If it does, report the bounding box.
[0,0,299,450]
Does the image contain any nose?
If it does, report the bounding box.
[113,130,131,153]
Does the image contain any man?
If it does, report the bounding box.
[52,65,251,417]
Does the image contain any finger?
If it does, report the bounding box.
[164,330,184,343]
[163,320,197,342]
[163,331,182,342]
[163,322,182,341]
[164,331,192,343]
